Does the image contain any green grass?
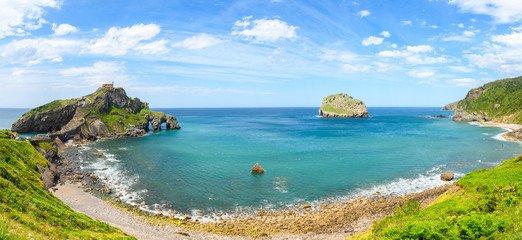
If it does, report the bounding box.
[321,93,364,115]
[457,76,522,124]
[34,142,56,153]
[0,130,14,139]
[24,99,77,116]
[360,155,522,239]
[0,137,133,239]
[321,104,357,115]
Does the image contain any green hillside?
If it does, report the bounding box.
[454,76,522,124]
[0,133,133,239]
[353,155,522,239]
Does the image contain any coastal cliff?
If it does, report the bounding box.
[11,87,180,141]
[0,130,132,239]
[441,101,458,111]
[319,93,370,118]
[451,76,522,124]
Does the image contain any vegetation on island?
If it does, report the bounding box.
[319,93,369,118]
[452,76,522,124]
[12,87,179,141]
[354,155,522,239]
[0,131,133,239]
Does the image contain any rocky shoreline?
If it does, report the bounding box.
[476,122,522,142]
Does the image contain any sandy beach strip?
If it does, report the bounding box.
[51,182,244,240]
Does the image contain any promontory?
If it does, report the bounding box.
[451,76,521,124]
[11,85,180,142]
[319,93,370,118]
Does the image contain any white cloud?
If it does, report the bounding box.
[129,85,276,95]
[134,39,169,54]
[408,69,435,78]
[0,38,84,65]
[86,23,162,56]
[61,61,124,76]
[377,45,450,65]
[429,25,439,29]
[232,17,298,42]
[406,45,434,53]
[173,34,223,49]
[52,23,78,36]
[446,78,477,86]
[343,63,371,73]
[449,66,474,72]
[357,10,370,17]
[442,30,479,42]
[60,61,128,86]
[465,29,522,74]
[449,0,522,24]
[0,0,60,38]
[401,20,412,26]
[362,36,383,46]
[320,49,359,63]
[380,31,391,38]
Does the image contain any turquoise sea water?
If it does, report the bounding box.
[1,108,520,219]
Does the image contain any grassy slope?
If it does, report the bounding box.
[457,76,522,124]
[0,138,133,239]
[354,155,522,239]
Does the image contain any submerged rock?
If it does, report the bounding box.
[319,93,370,118]
[440,170,454,181]
[251,163,265,174]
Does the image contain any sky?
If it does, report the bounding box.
[1,0,522,108]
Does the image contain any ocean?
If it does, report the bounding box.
[2,107,520,219]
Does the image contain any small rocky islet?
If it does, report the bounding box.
[318,93,370,118]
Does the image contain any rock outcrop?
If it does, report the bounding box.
[251,163,265,174]
[441,101,458,111]
[319,93,370,118]
[440,170,454,181]
[503,128,522,142]
[12,87,180,142]
[451,76,522,124]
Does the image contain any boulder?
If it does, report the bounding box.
[301,203,312,209]
[319,93,370,118]
[251,163,265,174]
[440,170,454,181]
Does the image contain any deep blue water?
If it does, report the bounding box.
[2,108,520,218]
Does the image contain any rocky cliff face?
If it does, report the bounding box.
[12,87,180,141]
[319,93,370,118]
[441,101,458,111]
[451,76,522,124]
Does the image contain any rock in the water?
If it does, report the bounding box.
[319,93,370,118]
[251,163,264,174]
[440,170,454,181]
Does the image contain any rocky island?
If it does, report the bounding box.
[319,93,370,118]
[11,86,180,142]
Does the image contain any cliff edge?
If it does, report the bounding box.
[319,93,370,118]
[11,87,180,142]
[451,76,522,124]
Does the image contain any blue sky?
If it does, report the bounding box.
[1,0,522,108]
